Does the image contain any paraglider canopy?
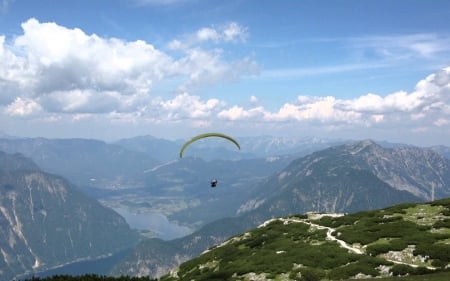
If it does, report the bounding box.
[179,132,240,158]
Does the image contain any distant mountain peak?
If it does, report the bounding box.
[345,139,382,153]
[0,151,40,171]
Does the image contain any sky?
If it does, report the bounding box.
[1,0,450,146]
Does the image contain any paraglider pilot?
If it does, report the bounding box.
[211,179,218,188]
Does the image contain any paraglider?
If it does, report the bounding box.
[179,132,240,188]
[179,132,240,158]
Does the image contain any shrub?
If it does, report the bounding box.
[328,261,378,280]
[431,258,447,268]
[366,243,391,256]
[413,266,435,275]
[298,267,325,281]
[433,218,450,228]
[390,264,415,276]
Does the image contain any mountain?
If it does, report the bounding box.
[161,198,450,281]
[112,140,449,278]
[235,135,344,158]
[114,135,342,161]
[114,135,182,162]
[236,139,450,218]
[0,137,160,191]
[0,151,139,281]
[431,145,450,160]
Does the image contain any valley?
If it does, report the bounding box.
[2,136,450,280]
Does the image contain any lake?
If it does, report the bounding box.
[114,208,192,240]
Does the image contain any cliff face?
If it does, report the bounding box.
[251,140,450,215]
[0,151,139,281]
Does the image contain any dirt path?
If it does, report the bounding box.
[277,217,435,270]
[279,218,364,254]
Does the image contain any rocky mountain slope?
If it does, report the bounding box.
[161,198,450,281]
[112,140,450,278]
[0,151,139,281]
[236,139,450,217]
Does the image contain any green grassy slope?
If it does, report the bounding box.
[161,198,450,281]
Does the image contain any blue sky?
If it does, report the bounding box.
[1,0,450,146]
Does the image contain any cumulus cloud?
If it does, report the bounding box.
[5,97,42,116]
[0,18,256,119]
[158,92,224,120]
[218,67,450,132]
[13,18,170,95]
[169,22,248,50]
[218,105,265,121]
[1,18,450,144]
[222,22,248,42]
[172,49,258,90]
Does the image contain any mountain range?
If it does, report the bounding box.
[111,139,450,278]
[0,136,321,231]
[1,136,447,231]
[0,137,160,190]
[115,135,342,161]
[1,135,450,280]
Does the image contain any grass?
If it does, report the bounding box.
[161,198,450,281]
[401,205,446,225]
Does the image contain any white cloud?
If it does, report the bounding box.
[223,22,248,42]
[158,92,224,120]
[218,67,450,133]
[2,18,450,145]
[340,90,425,113]
[38,89,140,113]
[351,33,450,60]
[0,18,256,117]
[5,97,42,116]
[169,22,248,50]
[196,27,220,42]
[434,118,450,127]
[0,18,172,105]
[259,96,362,123]
[218,105,265,121]
[3,65,450,145]
[171,49,258,90]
